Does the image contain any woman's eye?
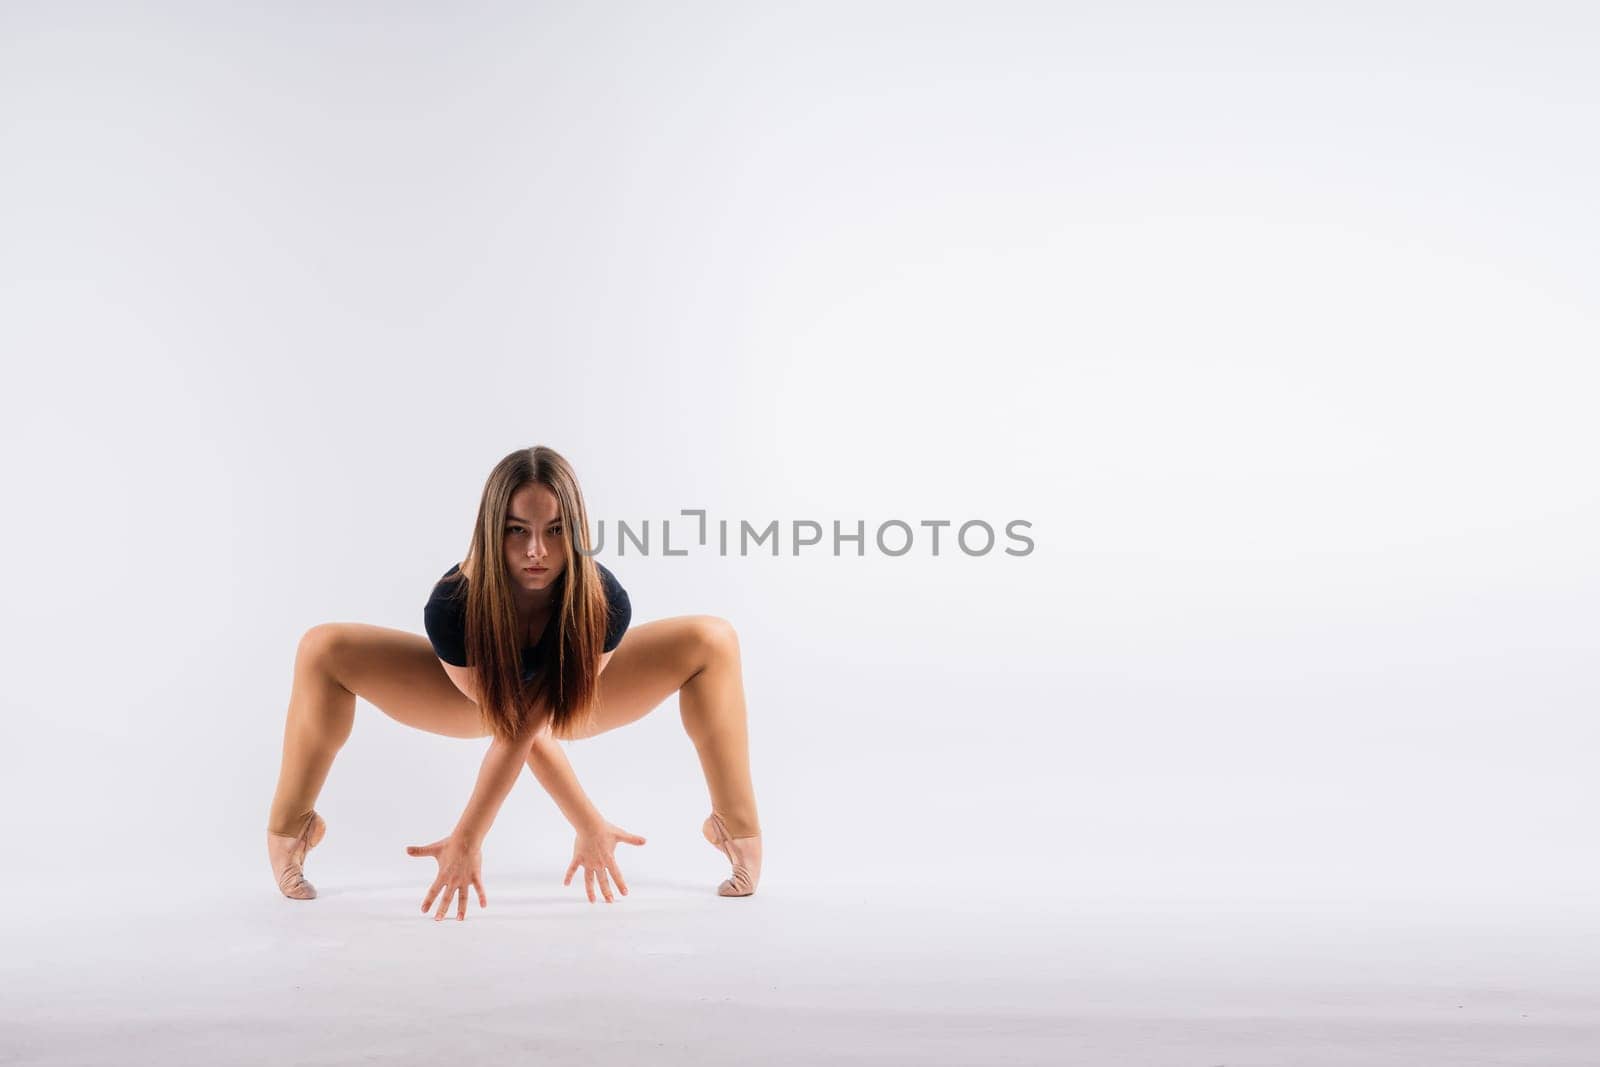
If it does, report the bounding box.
[549,527,563,536]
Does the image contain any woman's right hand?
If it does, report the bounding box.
[406,833,487,921]
[564,820,647,904]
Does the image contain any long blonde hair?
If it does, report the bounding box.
[439,446,609,742]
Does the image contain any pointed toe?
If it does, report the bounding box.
[702,812,761,898]
[268,810,327,902]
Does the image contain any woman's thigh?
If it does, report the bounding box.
[310,622,489,740]
[563,615,724,741]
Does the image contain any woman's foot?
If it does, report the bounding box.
[701,812,762,897]
[267,810,326,900]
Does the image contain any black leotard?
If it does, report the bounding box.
[423,560,632,682]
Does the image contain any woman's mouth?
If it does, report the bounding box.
[524,566,548,575]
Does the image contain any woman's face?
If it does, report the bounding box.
[504,483,566,601]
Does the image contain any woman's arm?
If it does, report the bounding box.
[454,730,539,844]
[410,729,535,920]
[525,649,614,832]
[526,732,605,832]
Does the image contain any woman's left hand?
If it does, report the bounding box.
[564,821,647,903]
[406,833,486,921]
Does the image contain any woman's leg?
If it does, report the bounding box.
[563,615,761,891]
[267,622,487,896]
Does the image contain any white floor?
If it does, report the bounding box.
[4,874,1597,1066]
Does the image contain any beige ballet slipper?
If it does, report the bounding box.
[267,810,326,901]
[701,812,762,897]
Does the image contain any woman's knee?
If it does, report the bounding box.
[296,623,352,675]
[689,615,739,664]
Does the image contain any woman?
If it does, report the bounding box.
[265,445,763,918]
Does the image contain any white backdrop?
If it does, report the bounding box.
[1,5,1597,1061]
